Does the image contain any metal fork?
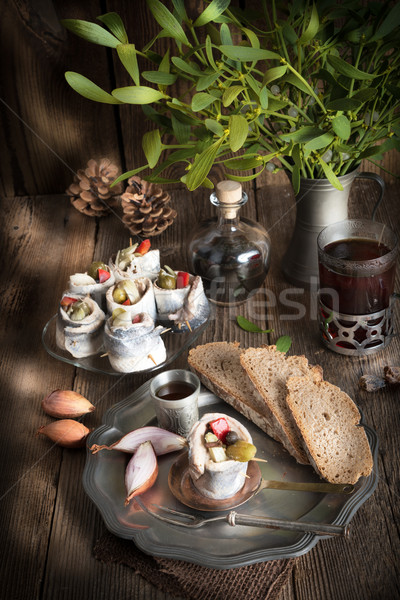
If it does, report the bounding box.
[134,498,350,538]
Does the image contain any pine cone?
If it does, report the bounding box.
[67,158,123,217]
[121,176,177,237]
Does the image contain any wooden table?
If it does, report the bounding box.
[1,175,399,600]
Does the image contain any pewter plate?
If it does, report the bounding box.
[42,314,209,376]
[83,382,378,569]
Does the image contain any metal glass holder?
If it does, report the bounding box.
[318,297,394,356]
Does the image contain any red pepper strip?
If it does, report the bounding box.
[122,298,131,306]
[98,268,111,283]
[132,314,141,324]
[176,271,190,289]
[136,239,151,255]
[60,296,78,307]
[209,417,230,443]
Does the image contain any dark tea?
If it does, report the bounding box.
[156,381,195,401]
[319,237,396,315]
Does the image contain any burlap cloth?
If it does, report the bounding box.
[94,530,295,600]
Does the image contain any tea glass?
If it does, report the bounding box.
[150,369,200,437]
[317,219,398,355]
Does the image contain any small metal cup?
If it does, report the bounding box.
[150,370,200,437]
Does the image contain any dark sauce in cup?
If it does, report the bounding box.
[156,382,195,401]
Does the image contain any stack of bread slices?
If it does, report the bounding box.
[188,342,373,484]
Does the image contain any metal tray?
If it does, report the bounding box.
[42,314,208,376]
[83,382,378,569]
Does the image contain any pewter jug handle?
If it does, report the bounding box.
[355,172,385,220]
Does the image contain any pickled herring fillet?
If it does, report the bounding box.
[68,269,115,312]
[106,276,157,321]
[56,294,105,358]
[154,273,210,331]
[109,248,160,282]
[104,312,166,373]
[187,412,252,500]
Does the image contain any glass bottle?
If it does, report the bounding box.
[188,181,271,306]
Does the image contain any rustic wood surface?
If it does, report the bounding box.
[1,0,399,598]
[0,173,399,600]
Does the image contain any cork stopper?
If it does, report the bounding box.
[216,180,242,204]
[215,181,243,218]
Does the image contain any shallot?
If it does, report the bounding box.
[42,389,95,419]
[89,426,187,455]
[125,441,158,505]
[37,419,90,448]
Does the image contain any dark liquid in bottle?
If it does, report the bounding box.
[319,238,395,315]
[156,382,195,401]
[191,238,268,306]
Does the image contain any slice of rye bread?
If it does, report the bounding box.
[240,346,323,464]
[286,376,373,484]
[187,342,290,448]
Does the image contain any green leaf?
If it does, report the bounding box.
[61,19,121,47]
[242,27,260,48]
[147,0,190,45]
[236,316,272,333]
[196,72,221,91]
[112,86,166,104]
[284,72,310,94]
[194,0,231,27]
[281,126,324,143]
[171,0,187,22]
[205,119,225,136]
[262,65,287,86]
[317,157,343,190]
[229,115,249,152]
[97,12,128,44]
[291,165,300,195]
[304,132,334,152]
[244,73,261,96]
[142,71,178,85]
[332,115,351,139]
[386,84,400,100]
[117,45,140,85]
[224,155,263,170]
[191,92,216,111]
[65,72,122,104]
[141,104,171,128]
[370,3,400,41]
[351,88,378,102]
[326,98,362,111]
[186,137,225,190]
[275,335,292,353]
[226,168,265,182]
[327,55,374,81]
[171,113,191,144]
[222,85,244,107]
[219,45,280,61]
[205,35,219,71]
[111,165,149,187]
[171,56,201,76]
[220,23,233,45]
[142,129,162,168]
[298,3,319,44]
[259,86,268,109]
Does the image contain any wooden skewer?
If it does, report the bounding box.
[253,457,269,463]
[100,352,109,358]
[129,237,133,247]
[240,471,251,479]
[178,322,181,330]
[185,320,192,332]
[148,354,157,365]
[160,328,172,335]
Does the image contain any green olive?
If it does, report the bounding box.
[112,285,127,304]
[225,440,257,462]
[157,270,176,290]
[87,261,108,280]
[69,301,91,321]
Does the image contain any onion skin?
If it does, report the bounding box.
[42,390,95,419]
[124,441,158,505]
[89,426,187,455]
[37,419,90,448]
